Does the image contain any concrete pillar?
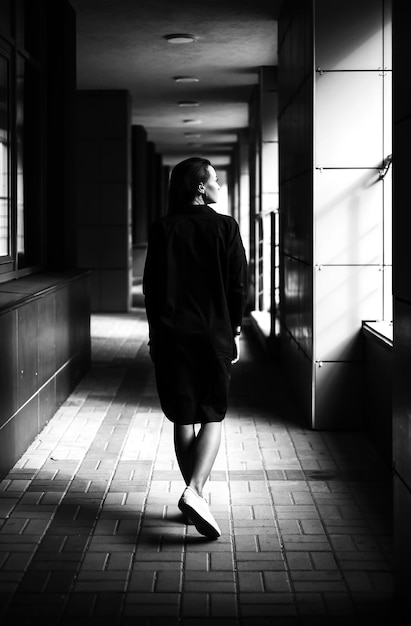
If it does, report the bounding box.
[76,90,132,312]
[279,0,391,428]
[238,129,250,263]
[131,125,148,282]
[131,125,148,246]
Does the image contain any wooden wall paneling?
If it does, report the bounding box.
[0,273,91,480]
[39,379,57,432]
[55,362,72,408]
[0,397,39,479]
[17,301,40,408]
[0,418,19,480]
[69,275,91,359]
[38,292,57,386]
[16,397,40,461]
[0,310,17,427]
[55,286,70,369]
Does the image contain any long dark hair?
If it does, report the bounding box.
[168,157,211,213]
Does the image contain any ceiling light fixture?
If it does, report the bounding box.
[178,100,199,107]
[164,34,197,44]
[183,119,202,125]
[174,76,200,83]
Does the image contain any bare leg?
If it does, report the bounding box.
[174,424,196,484]
[188,421,222,497]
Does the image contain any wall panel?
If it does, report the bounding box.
[100,227,128,269]
[39,380,56,433]
[282,173,313,263]
[314,361,362,429]
[100,270,129,312]
[56,360,73,408]
[312,0,390,428]
[279,0,390,429]
[0,311,17,427]
[314,169,383,266]
[393,116,411,302]
[315,72,384,168]
[17,301,39,408]
[70,277,91,359]
[131,125,148,246]
[279,0,314,426]
[394,476,411,601]
[76,90,132,312]
[362,326,392,462]
[101,184,129,226]
[0,272,91,480]
[282,330,313,419]
[315,265,382,362]
[393,298,411,488]
[283,255,313,359]
[38,293,57,385]
[55,286,70,370]
[315,0,383,70]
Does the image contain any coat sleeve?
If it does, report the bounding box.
[227,220,248,333]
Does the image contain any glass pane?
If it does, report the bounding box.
[17,55,42,269]
[0,54,9,258]
[16,57,24,261]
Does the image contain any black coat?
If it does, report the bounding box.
[143,204,248,424]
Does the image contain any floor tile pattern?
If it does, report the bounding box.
[0,311,395,624]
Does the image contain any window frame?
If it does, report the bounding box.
[0,41,14,273]
[0,2,45,283]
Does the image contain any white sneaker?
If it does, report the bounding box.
[178,486,221,539]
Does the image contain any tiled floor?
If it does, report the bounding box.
[0,310,396,625]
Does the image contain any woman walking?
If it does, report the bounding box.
[143,157,247,539]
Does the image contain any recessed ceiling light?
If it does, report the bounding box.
[178,100,199,107]
[174,76,200,83]
[164,34,197,44]
[183,119,202,125]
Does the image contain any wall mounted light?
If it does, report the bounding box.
[164,34,197,44]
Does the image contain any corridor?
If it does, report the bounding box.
[0,308,394,624]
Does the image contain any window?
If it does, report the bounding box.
[0,52,10,261]
[16,55,43,269]
[0,1,44,280]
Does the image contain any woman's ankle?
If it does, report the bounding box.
[188,481,203,497]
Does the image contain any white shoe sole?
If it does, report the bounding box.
[178,494,220,539]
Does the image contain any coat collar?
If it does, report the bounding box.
[168,204,215,216]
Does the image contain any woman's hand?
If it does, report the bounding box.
[231,335,240,364]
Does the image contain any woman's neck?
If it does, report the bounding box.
[192,194,206,205]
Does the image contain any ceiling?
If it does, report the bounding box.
[70,0,283,166]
